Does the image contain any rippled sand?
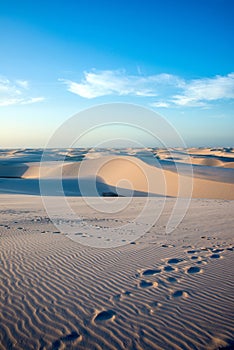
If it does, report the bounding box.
[0,148,234,349]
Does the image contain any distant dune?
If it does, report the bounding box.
[0,148,233,199]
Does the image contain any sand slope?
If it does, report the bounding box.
[0,153,233,199]
[0,148,233,349]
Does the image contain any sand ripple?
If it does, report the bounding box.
[0,197,234,349]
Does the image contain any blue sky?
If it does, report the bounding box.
[0,0,233,147]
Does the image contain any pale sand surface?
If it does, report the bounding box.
[0,196,233,349]
[0,148,234,199]
[0,148,234,349]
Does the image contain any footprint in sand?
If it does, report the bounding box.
[167,277,177,283]
[163,265,176,272]
[186,266,202,274]
[61,332,81,342]
[190,256,199,260]
[187,250,199,254]
[210,253,221,259]
[171,290,188,298]
[94,310,116,322]
[52,340,61,350]
[123,291,132,296]
[226,247,234,251]
[167,258,183,264]
[142,269,161,276]
[139,280,156,288]
[211,248,224,253]
[196,260,205,265]
[200,247,209,252]
[52,332,81,350]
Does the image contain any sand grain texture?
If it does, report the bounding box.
[0,195,234,350]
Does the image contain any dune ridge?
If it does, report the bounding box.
[0,150,234,199]
[0,148,233,349]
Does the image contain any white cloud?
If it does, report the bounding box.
[0,76,44,107]
[16,80,29,89]
[172,73,234,106]
[20,97,45,105]
[60,70,180,99]
[0,98,22,107]
[150,101,170,108]
[61,70,234,108]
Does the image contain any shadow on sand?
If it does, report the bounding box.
[0,177,164,197]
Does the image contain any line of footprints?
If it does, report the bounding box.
[94,239,233,323]
[50,239,233,348]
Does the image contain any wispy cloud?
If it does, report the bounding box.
[15,80,29,89]
[61,70,234,108]
[150,101,171,108]
[0,77,45,107]
[20,97,45,105]
[60,70,179,99]
[172,73,234,107]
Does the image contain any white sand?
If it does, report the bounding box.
[0,149,234,199]
[0,148,233,349]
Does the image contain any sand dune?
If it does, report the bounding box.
[0,148,234,349]
[0,152,233,199]
[221,162,234,168]
[157,148,234,169]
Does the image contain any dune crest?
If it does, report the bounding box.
[0,149,234,199]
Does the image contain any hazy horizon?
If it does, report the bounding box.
[1,0,233,147]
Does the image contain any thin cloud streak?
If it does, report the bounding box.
[61,70,234,108]
[60,70,178,98]
[172,73,234,107]
[0,77,45,107]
